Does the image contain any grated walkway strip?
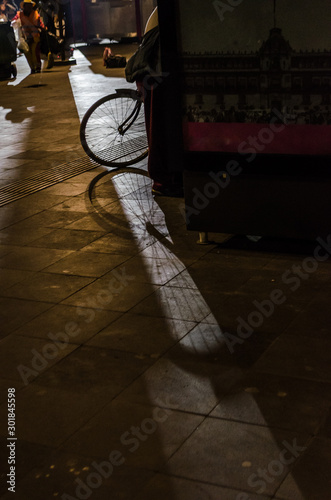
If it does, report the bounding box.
[0,155,103,206]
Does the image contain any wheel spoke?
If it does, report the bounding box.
[80,92,148,166]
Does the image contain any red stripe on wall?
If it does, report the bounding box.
[183,122,331,156]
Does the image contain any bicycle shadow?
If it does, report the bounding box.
[84,168,331,499]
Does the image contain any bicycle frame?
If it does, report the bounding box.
[115,89,143,136]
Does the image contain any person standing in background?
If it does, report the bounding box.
[12,0,44,73]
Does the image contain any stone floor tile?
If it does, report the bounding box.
[23,209,86,229]
[0,334,78,384]
[1,346,152,447]
[252,335,331,383]
[283,297,331,340]
[133,474,272,500]
[166,320,276,370]
[0,439,54,497]
[0,224,54,246]
[63,214,115,231]
[4,192,70,213]
[318,407,331,439]
[42,182,89,196]
[130,285,212,322]
[0,298,53,338]
[0,247,73,272]
[1,452,154,500]
[115,355,241,415]
[207,291,303,339]
[42,251,130,277]
[210,373,331,435]
[165,269,200,289]
[28,228,105,250]
[112,256,186,286]
[80,233,140,255]
[60,400,204,468]
[275,437,331,500]
[0,268,36,291]
[0,245,18,259]
[0,205,44,230]
[62,276,158,313]
[165,418,310,495]
[48,195,92,213]
[12,304,121,344]
[2,272,94,303]
[88,311,195,352]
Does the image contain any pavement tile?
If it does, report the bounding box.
[0,346,152,447]
[64,214,116,231]
[115,357,242,415]
[48,195,92,213]
[27,228,105,250]
[0,297,53,338]
[62,274,158,313]
[130,285,212,322]
[12,304,121,344]
[1,453,154,500]
[111,256,186,286]
[0,439,53,498]
[59,400,204,468]
[0,334,78,384]
[42,251,130,277]
[2,272,94,303]
[133,474,272,500]
[210,373,331,435]
[41,182,89,196]
[283,297,331,340]
[21,209,86,229]
[207,291,303,339]
[0,268,36,291]
[165,418,310,495]
[0,224,55,246]
[252,335,331,383]
[0,247,73,272]
[82,235,137,256]
[86,313,196,356]
[275,437,331,500]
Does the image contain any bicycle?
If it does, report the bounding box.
[80,88,148,167]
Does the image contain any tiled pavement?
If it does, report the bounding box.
[0,45,330,500]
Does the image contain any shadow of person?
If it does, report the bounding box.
[83,167,330,499]
[0,70,46,124]
[143,193,330,499]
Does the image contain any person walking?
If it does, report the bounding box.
[12,0,44,73]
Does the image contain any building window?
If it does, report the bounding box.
[206,77,215,89]
[293,77,303,89]
[260,75,267,87]
[227,77,236,89]
[248,77,258,89]
[216,77,225,89]
[238,77,247,89]
[195,77,204,88]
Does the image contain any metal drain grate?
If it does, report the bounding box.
[0,155,102,206]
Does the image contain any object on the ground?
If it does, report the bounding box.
[102,47,126,68]
[40,29,64,60]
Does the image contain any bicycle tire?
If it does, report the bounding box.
[80,89,149,167]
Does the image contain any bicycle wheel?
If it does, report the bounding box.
[80,89,149,167]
